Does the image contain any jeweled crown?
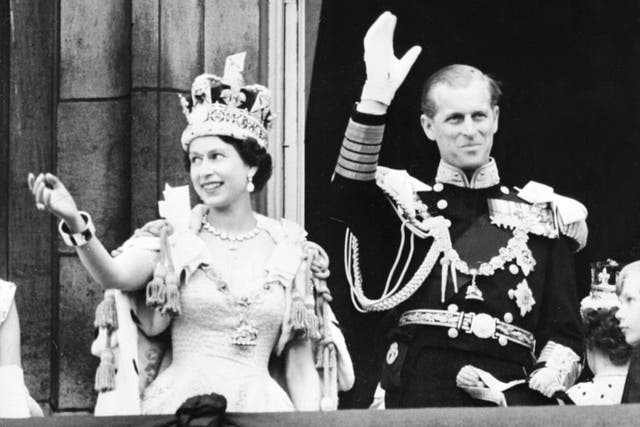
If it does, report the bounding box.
[179,52,273,150]
[580,259,621,315]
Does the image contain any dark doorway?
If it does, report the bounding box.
[306,0,640,408]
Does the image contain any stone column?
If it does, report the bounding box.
[8,0,57,409]
[56,0,131,409]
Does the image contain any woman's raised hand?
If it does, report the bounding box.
[27,173,82,229]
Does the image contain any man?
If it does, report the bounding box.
[616,261,640,403]
[331,12,588,407]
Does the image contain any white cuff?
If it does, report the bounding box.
[535,341,581,390]
[361,80,395,106]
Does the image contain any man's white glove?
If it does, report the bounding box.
[360,12,422,106]
[528,367,563,398]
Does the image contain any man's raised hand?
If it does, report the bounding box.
[360,11,422,106]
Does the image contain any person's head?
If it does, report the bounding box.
[179,62,274,210]
[583,307,633,368]
[185,135,272,209]
[615,261,640,346]
[419,64,501,172]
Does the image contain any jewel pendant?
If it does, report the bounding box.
[231,320,258,347]
[465,271,484,301]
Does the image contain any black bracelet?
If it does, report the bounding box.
[58,211,95,247]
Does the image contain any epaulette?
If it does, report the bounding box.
[374,166,432,218]
[489,181,588,249]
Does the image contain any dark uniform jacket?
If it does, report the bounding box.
[331,108,585,407]
[622,347,640,403]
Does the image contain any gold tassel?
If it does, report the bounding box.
[326,343,337,369]
[94,293,118,331]
[161,271,181,316]
[314,344,324,368]
[304,265,321,338]
[146,263,167,308]
[290,293,307,337]
[94,348,116,392]
[307,243,332,342]
[320,343,338,410]
[306,309,321,340]
[158,223,182,317]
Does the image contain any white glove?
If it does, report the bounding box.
[360,12,422,106]
[456,365,485,388]
[529,367,563,398]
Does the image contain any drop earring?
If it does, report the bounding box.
[247,175,255,193]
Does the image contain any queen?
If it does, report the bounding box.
[27,53,353,415]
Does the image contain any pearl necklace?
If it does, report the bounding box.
[201,215,261,250]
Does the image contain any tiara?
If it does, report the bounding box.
[580,259,620,315]
[179,52,273,150]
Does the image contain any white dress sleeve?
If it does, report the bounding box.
[0,279,16,325]
[0,279,42,418]
[0,365,30,418]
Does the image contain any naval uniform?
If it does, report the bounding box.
[331,108,585,407]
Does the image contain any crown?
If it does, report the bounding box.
[580,259,621,315]
[179,52,273,150]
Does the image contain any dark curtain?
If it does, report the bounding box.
[305,0,640,408]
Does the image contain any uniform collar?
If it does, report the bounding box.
[435,158,500,189]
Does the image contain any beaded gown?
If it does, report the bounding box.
[140,216,299,414]
[92,208,354,416]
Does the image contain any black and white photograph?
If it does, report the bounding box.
[1,0,640,425]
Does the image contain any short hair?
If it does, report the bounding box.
[616,260,640,296]
[583,307,633,365]
[420,64,502,118]
[184,135,273,192]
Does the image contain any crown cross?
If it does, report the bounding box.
[179,52,273,150]
[221,88,246,108]
[598,268,610,285]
